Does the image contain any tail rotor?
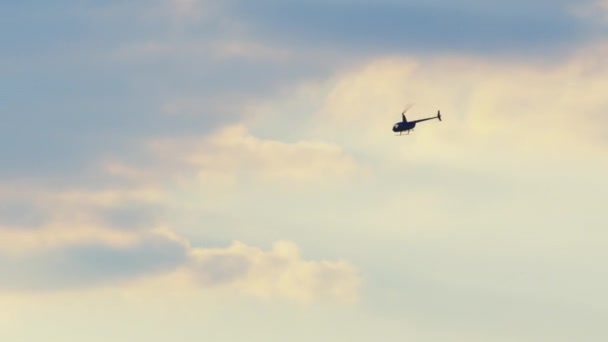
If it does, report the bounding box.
[437,110,442,121]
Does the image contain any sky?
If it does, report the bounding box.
[2,0,608,340]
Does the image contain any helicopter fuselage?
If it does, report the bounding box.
[392,121,416,133]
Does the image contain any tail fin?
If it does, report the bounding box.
[437,110,442,121]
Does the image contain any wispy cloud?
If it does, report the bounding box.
[228,0,600,56]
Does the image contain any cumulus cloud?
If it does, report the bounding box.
[145,123,363,185]
[0,158,360,301]
[0,226,360,303]
[0,105,363,301]
[187,240,360,303]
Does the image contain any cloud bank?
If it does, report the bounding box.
[0,225,360,303]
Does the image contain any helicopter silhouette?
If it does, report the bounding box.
[392,105,441,135]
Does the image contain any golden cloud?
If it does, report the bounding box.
[244,47,608,172]
[0,223,360,304]
[147,123,364,185]
[187,240,360,304]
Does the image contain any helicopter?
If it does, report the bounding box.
[392,105,441,135]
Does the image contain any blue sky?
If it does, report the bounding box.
[2,0,608,341]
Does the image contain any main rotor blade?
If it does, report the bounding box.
[402,103,414,114]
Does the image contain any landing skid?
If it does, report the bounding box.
[395,130,413,136]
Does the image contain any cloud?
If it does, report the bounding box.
[0,105,363,301]
[569,0,608,22]
[4,0,606,186]
[188,240,360,303]
[0,200,47,229]
[144,123,364,185]
[3,1,305,183]
[171,0,204,18]
[0,226,360,303]
[0,148,361,301]
[229,0,598,56]
[245,45,608,172]
[0,184,164,235]
[98,201,164,231]
[0,232,187,292]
